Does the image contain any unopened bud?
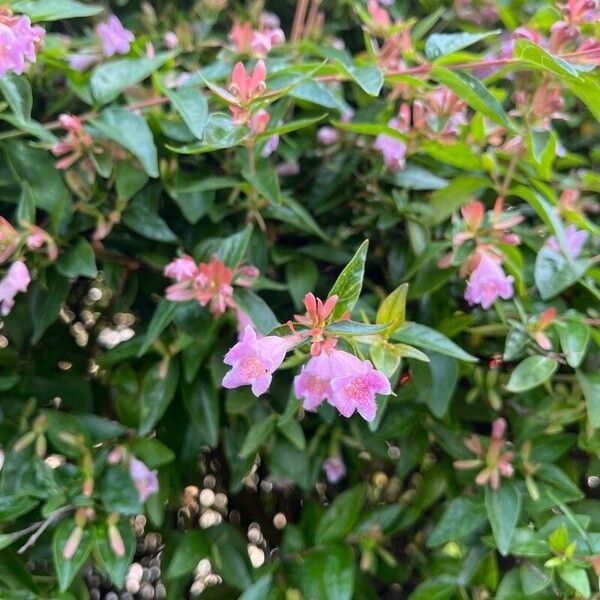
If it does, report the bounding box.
[35,434,46,458]
[63,526,83,560]
[108,521,125,557]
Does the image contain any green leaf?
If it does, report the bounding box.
[577,370,600,429]
[291,80,339,108]
[239,575,273,600]
[427,497,487,546]
[392,322,478,362]
[315,485,366,543]
[166,530,211,579]
[412,352,458,418]
[0,74,32,123]
[285,258,318,310]
[242,165,282,205]
[115,161,148,200]
[335,61,383,96]
[534,247,591,300]
[388,163,449,190]
[255,114,327,139]
[277,419,306,451]
[520,563,550,595]
[239,415,276,458]
[215,227,253,269]
[431,66,513,130]
[296,542,356,600]
[555,320,589,368]
[130,438,175,468]
[328,240,369,320]
[425,30,500,60]
[0,496,38,521]
[506,356,558,392]
[165,85,209,140]
[29,270,70,344]
[167,113,249,153]
[181,379,220,448]
[376,282,409,335]
[138,360,179,435]
[485,483,522,556]
[326,320,390,336]
[369,342,402,379]
[121,192,177,242]
[56,238,97,279]
[91,108,159,177]
[90,53,171,104]
[11,0,102,20]
[52,520,94,592]
[137,300,180,358]
[97,466,143,515]
[94,521,136,588]
[408,580,457,600]
[232,288,279,335]
[559,566,590,598]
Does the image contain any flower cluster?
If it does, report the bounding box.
[164,255,258,318]
[51,114,94,170]
[222,293,392,422]
[0,8,44,77]
[229,13,285,57]
[439,199,523,309]
[454,418,514,490]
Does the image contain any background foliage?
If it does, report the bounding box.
[0,0,599,598]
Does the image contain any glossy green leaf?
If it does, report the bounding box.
[181,379,220,448]
[239,574,273,600]
[12,0,101,20]
[56,237,97,279]
[215,227,253,268]
[534,247,591,300]
[233,288,279,335]
[94,521,136,588]
[239,415,276,458]
[376,282,409,335]
[427,497,487,546]
[555,319,589,368]
[577,370,600,428]
[506,355,558,392]
[52,520,94,592]
[425,30,500,60]
[138,359,179,435]
[0,74,32,122]
[165,85,209,140]
[328,240,369,320]
[29,269,70,344]
[412,352,458,418]
[485,482,522,556]
[137,300,180,358]
[0,496,38,521]
[166,530,211,579]
[315,485,366,543]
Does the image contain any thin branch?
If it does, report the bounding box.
[18,505,73,554]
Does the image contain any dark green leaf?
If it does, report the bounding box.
[485,483,522,556]
[577,370,600,429]
[56,238,97,279]
[0,74,32,122]
[138,360,179,435]
[52,520,94,592]
[0,496,38,521]
[239,415,276,458]
[233,288,279,335]
[94,521,136,588]
[215,227,253,268]
[427,498,487,546]
[315,485,366,543]
[29,270,70,344]
[137,300,180,357]
[181,379,220,448]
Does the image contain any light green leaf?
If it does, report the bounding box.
[94,521,136,588]
[326,320,390,336]
[425,30,500,60]
[315,485,366,543]
[485,483,522,556]
[376,282,409,335]
[335,61,383,96]
[555,320,589,368]
[577,370,600,429]
[91,53,171,104]
[11,0,102,20]
[534,247,591,300]
[328,240,369,320]
[165,85,209,140]
[0,74,32,122]
[239,575,273,600]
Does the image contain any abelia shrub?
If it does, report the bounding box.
[0,0,598,598]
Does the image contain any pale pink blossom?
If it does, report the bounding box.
[67,53,99,71]
[229,21,254,53]
[374,118,406,171]
[0,217,19,264]
[261,134,279,157]
[547,224,589,258]
[25,225,58,261]
[317,126,340,145]
[0,261,30,316]
[368,0,391,29]
[464,252,514,309]
[323,456,346,483]
[294,351,335,411]
[0,11,44,76]
[250,109,270,134]
[96,15,134,57]
[223,326,292,396]
[228,60,267,123]
[129,457,159,502]
[163,31,178,49]
[163,255,197,282]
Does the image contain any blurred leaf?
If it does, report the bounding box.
[242,166,282,205]
[94,521,136,588]
[91,53,171,104]
[97,466,143,515]
[506,356,558,392]
[0,496,38,521]
[559,565,590,598]
[91,108,159,177]
[427,497,487,546]
[285,258,318,310]
[0,74,32,122]
[165,85,209,140]
[12,0,101,20]
[166,530,211,580]
[29,269,70,344]
[485,482,522,556]
[216,227,253,268]
[412,352,458,418]
[137,300,180,358]
[335,61,383,96]
[315,485,366,543]
[239,574,273,600]
[52,520,94,592]
[425,30,500,60]
[181,379,220,448]
[555,319,589,368]
[138,359,179,435]
[239,415,276,458]
[56,237,97,279]
[233,288,279,335]
[122,193,177,242]
[577,370,600,428]
[534,247,591,300]
[115,161,148,200]
[130,438,175,468]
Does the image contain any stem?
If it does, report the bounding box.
[290,0,310,46]
[18,505,73,554]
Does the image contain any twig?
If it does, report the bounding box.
[18,505,73,554]
[291,0,310,46]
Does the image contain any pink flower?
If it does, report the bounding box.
[96,15,134,57]
[547,224,589,258]
[164,255,197,281]
[68,53,99,71]
[464,253,514,310]
[222,326,292,396]
[250,109,270,134]
[374,119,406,171]
[229,21,254,53]
[294,351,336,411]
[0,217,19,264]
[0,261,30,316]
[317,126,340,145]
[129,457,159,502]
[228,60,267,123]
[368,0,391,29]
[323,456,346,484]
[329,353,391,422]
[0,12,44,76]
[163,31,178,49]
[25,225,58,261]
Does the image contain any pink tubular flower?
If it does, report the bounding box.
[250,109,270,134]
[547,224,589,258]
[0,217,19,264]
[454,418,514,490]
[374,118,406,171]
[0,10,45,76]
[129,457,159,502]
[368,0,391,29]
[323,456,346,484]
[96,15,134,57]
[294,351,335,411]
[464,252,514,309]
[163,31,178,49]
[317,126,340,145]
[260,134,280,158]
[0,261,30,316]
[228,60,267,123]
[67,53,99,71]
[230,21,254,53]
[223,326,293,396]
